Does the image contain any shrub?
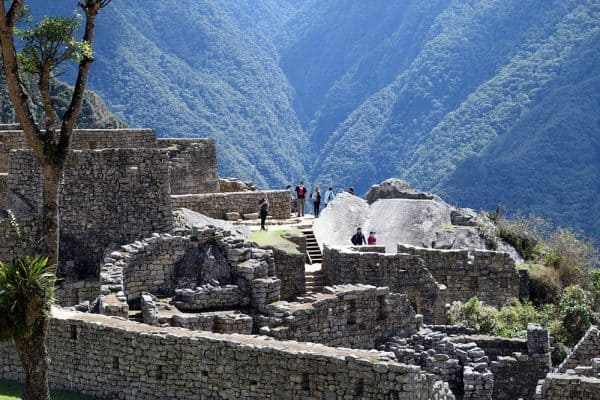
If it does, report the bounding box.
[496,215,548,260]
[545,228,598,288]
[529,266,562,305]
[448,297,498,334]
[556,285,597,346]
[494,299,541,338]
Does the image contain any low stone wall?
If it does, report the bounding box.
[54,279,100,307]
[386,328,493,400]
[454,334,528,360]
[0,130,26,173]
[171,190,291,219]
[0,309,456,400]
[158,138,219,194]
[535,373,600,400]
[322,246,447,324]
[558,326,600,372]
[397,244,519,307]
[173,284,243,311]
[258,285,422,349]
[171,311,254,334]
[258,232,306,300]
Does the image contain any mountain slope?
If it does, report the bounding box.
[15,0,600,241]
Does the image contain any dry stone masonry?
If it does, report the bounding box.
[0,125,596,400]
[258,284,422,349]
[0,309,456,400]
[171,189,291,220]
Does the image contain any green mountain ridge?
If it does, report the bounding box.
[14,0,600,241]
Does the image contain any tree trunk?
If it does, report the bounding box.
[41,161,63,268]
[14,316,50,400]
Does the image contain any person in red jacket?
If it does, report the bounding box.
[367,232,377,245]
[295,181,307,217]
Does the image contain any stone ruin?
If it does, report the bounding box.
[0,128,598,399]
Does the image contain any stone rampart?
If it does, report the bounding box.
[171,190,291,219]
[158,138,219,194]
[322,246,447,324]
[397,243,519,307]
[258,284,422,349]
[0,308,456,400]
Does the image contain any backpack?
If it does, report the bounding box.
[312,191,319,202]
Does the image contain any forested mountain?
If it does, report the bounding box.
[15,0,600,240]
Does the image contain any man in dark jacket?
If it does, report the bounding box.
[351,227,367,245]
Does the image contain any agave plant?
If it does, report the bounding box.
[0,256,56,400]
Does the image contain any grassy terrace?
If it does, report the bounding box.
[248,229,303,255]
[0,380,95,400]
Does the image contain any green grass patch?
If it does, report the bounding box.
[249,229,303,255]
[0,380,96,400]
[517,263,545,271]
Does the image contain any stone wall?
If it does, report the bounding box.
[158,138,219,194]
[0,215,41,261]
[322,246,447,324]
[1,149,174,277]
[59,149,173,277]
[535,373,600,400]
[260,232,306,300]
[258,285,422,349]
[54,279,100,307]
[386,328,493,400]
[558,326,600,372]
[397,244,520,307]
[99,227,277,317]
[171,190,291,219]
[0,308,456,400]
[0,173,6,204]
[70,129,157,149]
[0,130,26,172]
[487,325,551,400]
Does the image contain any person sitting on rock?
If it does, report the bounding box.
[367,231,377,245]
[351,227,366,245]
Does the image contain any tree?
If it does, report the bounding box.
[0,256,56,400]
[0,0,111,265]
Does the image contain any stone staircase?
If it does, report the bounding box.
[301,228,322,264]
[305,269,325,294]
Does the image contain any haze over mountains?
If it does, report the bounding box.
[14,0,600,240]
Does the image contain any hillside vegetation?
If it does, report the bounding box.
[13,0,600,241]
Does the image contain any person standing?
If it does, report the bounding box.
[259,193,269,230]
[323,186,335,208]
[295,181,307,217]
[351,227,367,245]
[287,184,296,215]
[367,231,377,245]
[311,185,322,217]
